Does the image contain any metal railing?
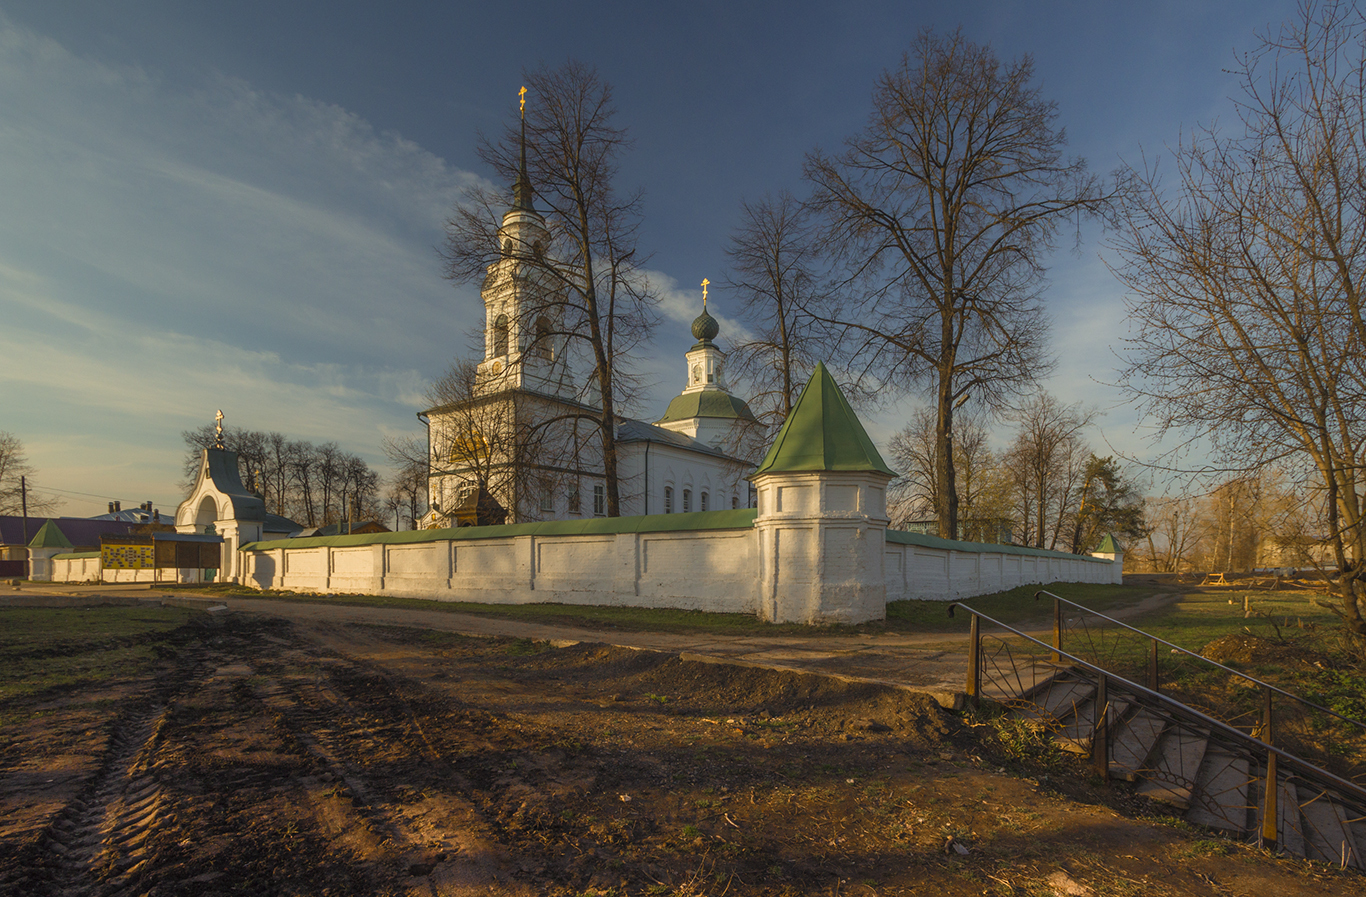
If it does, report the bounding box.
[1034,588,1366,782]
[949,599,1366,854]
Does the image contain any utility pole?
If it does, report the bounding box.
[20,476,27,544]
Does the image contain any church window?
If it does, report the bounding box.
[691,364,701,385]
[707,361,715,384]
[700,491,709,512]
[539,487,554,513]
[683,489,692,513]
[534,316,553,360]
[493,315,510,356]
[503,238,513,256]
[732,495,738,510]
[569,485,581,514]
[593,485,606,517]
[664,486,673,514]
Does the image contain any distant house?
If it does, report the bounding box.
[0,516,147,577]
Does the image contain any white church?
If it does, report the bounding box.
[420,142,760,528]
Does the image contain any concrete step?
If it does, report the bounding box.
[1137,724,1209,810]
[1187,747,1251,834]
[1110,707,1167,781]
[1300,789,1361,868]
[1017,675,1096,728]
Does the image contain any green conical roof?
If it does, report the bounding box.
[28,519,72,549]
[1096,533,1122,553]
[753,362,896,477]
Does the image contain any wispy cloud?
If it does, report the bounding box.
[0,19,480,513]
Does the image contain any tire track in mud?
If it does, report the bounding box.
[244,646,521,890]
[7,639,215,897]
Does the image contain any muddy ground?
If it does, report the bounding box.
[0,611,1360,896]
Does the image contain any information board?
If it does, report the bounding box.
[101,543,155,570]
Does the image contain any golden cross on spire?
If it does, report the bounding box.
[519,85,527,118]
[214,410,225,449]
[701,278,710,309]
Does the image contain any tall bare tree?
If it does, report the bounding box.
[724,191,833,430]
[0,432,59,516]
[387,359,569,524]
[1004,392,1096,550]
[442,63,656,517]
[1110,1,1366,648]
[805,28,1120,539]
[887,408,1011,540]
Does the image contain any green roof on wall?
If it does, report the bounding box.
[752,362,896,477]
[28,519,72,549]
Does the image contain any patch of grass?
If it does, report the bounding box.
[1126,588,1341,654]
[0,606,198,702]
[503,637,545,656]
[885,582,1151,633]
[171,582,949,636]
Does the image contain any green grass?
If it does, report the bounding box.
[172,580,1164,639]
[0,605,198,702]
[166,583,895,637]
[1125,588,1342,653]
[885,582,1151,633]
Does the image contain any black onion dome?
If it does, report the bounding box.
[691,309,720,342]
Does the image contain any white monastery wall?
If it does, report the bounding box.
[241,521,762,614]
[232,513,1118,622]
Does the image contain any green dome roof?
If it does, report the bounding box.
[753,362,896,476]
[657,390,758,424]
[692,309,719,342]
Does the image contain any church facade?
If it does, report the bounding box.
[421,154,759,527]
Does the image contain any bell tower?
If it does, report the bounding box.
[474,87,570,399]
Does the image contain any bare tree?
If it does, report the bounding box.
[887,408,1013,540]
[442,63,657,517]
[1004,392,1096,550]
[805,28,1120,540]
[0,432,59,516]
[724,191,834,430]
[1109,1,1366,647]
[1137,494,1205,574]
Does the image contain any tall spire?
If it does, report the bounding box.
[512,85,534,212]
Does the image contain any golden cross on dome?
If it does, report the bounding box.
[701,278,710,309]
[214,410,225,449]
[519,85,527,117]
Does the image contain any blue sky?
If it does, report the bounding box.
[0,1,1293,516]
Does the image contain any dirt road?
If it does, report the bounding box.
[1,600,1356,896]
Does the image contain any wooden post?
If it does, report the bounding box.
[967,613,981,704]
[1262,751,1278,848]
[1052,595,1062,664]
[1148,638,1160,693]
[1092,672,1109,781]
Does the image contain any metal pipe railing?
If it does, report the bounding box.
[947,600,1366,814]
[1034,588,1366,737]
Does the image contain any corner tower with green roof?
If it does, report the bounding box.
[26,519,73,582]
[751,362,897,624]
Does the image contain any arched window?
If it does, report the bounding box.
[683,489,692,513]
[700,491,709,512]
[731,495,738,510]
[502,238,513,256]
[534,316,553,360]
[493,314,509,356]
[664,486,674,514]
